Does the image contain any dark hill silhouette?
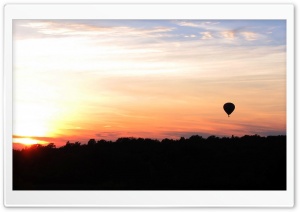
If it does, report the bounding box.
[13,134,286,190]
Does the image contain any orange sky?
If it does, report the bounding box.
[12,20,286,148]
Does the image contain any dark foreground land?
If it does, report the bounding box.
[13,135,286,190]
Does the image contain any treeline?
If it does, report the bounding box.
[13,134,286,190]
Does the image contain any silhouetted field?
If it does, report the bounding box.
[13,134,286,190]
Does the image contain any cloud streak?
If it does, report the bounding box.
[176,20,266,42]
[13,135,60,142]
[14,20,175,40]
[176,21,221,30]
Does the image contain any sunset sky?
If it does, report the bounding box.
[13,20,286,148]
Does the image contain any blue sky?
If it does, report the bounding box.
[57,19,286,44]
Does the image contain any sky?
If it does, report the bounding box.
[12,19,286,148]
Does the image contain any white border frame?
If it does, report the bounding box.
[4,4,294,207]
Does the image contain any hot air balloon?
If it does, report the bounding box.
[223,102,235,117]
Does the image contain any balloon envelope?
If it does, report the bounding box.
[223,102,235,117]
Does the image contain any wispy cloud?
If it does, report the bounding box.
[240,31,261,41]
[200,31,213,39]
[176,20,265,42]
[184,34,197,38]
[219,30,236,40]
[13,135,59,142]
[176,21,221,30]
[15,20,175,39]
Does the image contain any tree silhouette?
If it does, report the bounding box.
[88,139,96,146]
[13,134,286,190]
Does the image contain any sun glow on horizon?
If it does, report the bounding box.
[13,138,49,146]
